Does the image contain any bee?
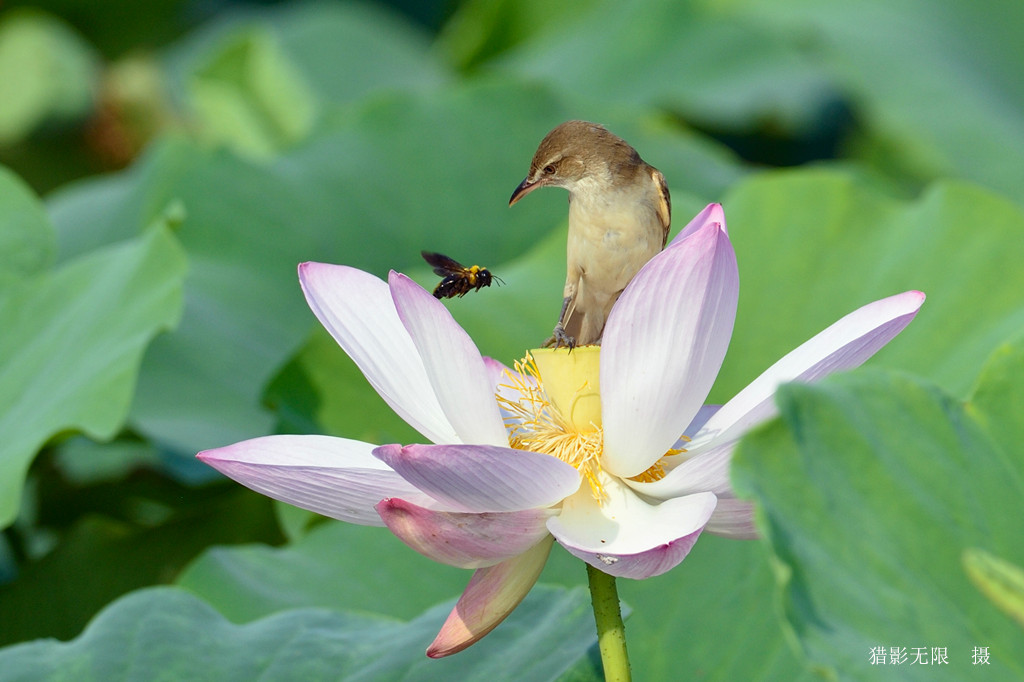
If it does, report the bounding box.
[421,251,502,299]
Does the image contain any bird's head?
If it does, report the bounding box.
[509,120,637,206]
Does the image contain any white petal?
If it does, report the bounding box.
[388,273,508,446]
[298,263,458,444]
[690,290,926,452]
[197,435,432,525]
[547,476,717,579]
[623,404,727,500]
[601,220,739,477]
[629,441,736,500]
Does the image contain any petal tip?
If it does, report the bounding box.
[389,271,437,304]
[372,443,404,463]
[425,600,497,658]
[297,260,326,277]
[195,447,228,464]
[388,269,413,286]
[426,642,462,659]
[706,202,726,225]
[892,289,926,316]
[425,631,487,657]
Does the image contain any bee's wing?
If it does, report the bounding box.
[421,251,465,277]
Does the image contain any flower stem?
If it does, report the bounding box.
[586,563,631,682]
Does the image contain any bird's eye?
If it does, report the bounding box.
[543,165,556,175]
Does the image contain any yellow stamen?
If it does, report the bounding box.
[628,461,666,483]
[627,436,691,483]
[496,351,692,500]
[497,353,608,502]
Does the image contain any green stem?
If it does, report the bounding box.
[586,563,631,682]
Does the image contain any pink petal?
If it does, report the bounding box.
[298,263,458,444]
[705,497,758,539]
[669,202,727,245]
[691,290,926,452]
[601,219,739,478]
[427,537,554,657]
[376,498,553,568]
[388,272,509,447]
[197,435,432,525]
[374,443,581,513]
[546,478,717,579]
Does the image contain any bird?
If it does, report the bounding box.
[509,120,671,348]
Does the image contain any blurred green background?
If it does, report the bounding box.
[1,1,1022,680]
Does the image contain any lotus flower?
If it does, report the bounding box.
[198,204,924,656]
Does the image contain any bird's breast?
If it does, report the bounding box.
[566,198,664,288]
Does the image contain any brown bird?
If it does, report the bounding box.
[509,120,671,347]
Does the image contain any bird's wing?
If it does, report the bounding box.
[651,168,671,247]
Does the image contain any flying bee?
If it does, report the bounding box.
[421,251,502,299]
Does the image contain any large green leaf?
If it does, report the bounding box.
[486,0,835,131]
[715,170,1024,401]
[731,338,1024,680]
[0,585,601,681]
[187,28,317,157]
[469,0,1024,202]
[437,0,603,71]
[728,0,1024,202]
[964,549,1024,631]
[0,165,54,286]
[265,326,423,446]
[0,222,186,528]
[178,520,468,623]
[0,10,97,144]
[596,535,813,681]
[0,487,281,646]
[181,521,813,680]
[162,1,449,111]
[47,138,323,459]
[966,336,1024,472]
[284,81,741,270]
[268,1,450,103]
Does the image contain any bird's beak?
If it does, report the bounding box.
[509,176,542,206]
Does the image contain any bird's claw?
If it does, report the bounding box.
[545,325,577,351]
